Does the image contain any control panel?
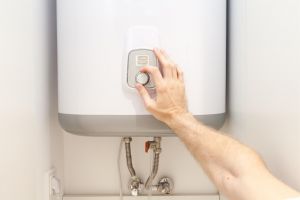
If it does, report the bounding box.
[127,49,158,88]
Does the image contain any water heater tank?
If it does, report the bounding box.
[57,0,227,137]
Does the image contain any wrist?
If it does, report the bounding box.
[165,111,195,130]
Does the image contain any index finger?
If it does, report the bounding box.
[154,48,173,78]
[140,66,163,85]
[154,48,170,66]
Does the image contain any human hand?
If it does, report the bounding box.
[135,48,189,124]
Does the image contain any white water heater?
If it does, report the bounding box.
[57,0,227,136]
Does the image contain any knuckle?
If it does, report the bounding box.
[166,61,173,67]
[177,67,184,74]
[152,67,159,72]
[172,63,179,70]
[152,66,160,73]
[147,67,154,73]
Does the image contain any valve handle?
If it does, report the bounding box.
[145,141,151,153]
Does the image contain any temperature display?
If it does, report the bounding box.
[136,55,149,66]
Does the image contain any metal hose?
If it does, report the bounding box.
[145,151,160,189]
[145,137,161,189]
[124,137,136,177]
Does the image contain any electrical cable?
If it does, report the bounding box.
[118,138,124,200]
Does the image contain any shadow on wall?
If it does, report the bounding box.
[46,0,64,183]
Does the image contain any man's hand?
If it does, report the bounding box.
[135,49,300,200]
[135,48,188,124]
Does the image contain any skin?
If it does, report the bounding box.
[135,48,300,200]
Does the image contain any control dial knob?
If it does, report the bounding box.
[135,72,150,86]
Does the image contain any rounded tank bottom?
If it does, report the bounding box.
[58,113,226,137]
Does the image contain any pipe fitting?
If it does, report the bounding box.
[157,177,174,194]
[123,137,132,143]
[128,176,143,196]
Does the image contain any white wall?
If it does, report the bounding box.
[228,0,300,192]
[0,0,63,200]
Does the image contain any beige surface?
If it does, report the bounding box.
[63,195,220,200]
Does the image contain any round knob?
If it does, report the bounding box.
[135,72,150,85]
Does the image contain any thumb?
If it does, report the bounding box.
[135,84,155,110]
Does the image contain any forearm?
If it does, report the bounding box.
[166,112,265,176]
[136,48,299,200]
[166,113,299,200]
